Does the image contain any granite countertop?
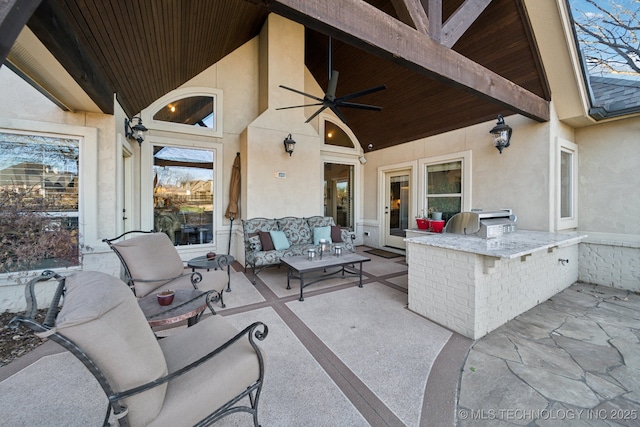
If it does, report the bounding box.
[405,230,587,259]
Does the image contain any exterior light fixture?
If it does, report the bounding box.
[489,114,512,154]
[125,116,148,146]
[283,134,296,156]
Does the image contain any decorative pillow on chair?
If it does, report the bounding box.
[313,226,333,245]
[331,225,343,243]
[269,230,290,250]
[258,231,275,251]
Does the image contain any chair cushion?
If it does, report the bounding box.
[150,315,261,426]
[111,233,185,297]
[56,271,168,426]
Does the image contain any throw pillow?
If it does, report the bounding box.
[269,230,290,250]
[248,234,262,251]
[331,225,343,243]
[313,226,332,245]
[258,231,275,251]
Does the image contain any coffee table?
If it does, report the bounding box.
[281,252,370,301]
[187,254,234,292]
[138,289,209,327]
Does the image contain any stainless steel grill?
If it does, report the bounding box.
[444,209,517,239]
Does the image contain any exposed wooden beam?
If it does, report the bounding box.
[246,0,549,121]
[0,0,42,66]
[428,0,442,43]
[390,0,429,34]
[441,0,492,48]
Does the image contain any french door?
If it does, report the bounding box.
[384,170,410,249]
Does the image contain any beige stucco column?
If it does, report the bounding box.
[242,14,323,219]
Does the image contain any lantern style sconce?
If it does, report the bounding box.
[283,134,296,156]
[489,114,512,154]
[125,116,148,146]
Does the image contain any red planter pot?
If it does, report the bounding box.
[416,218,429,230]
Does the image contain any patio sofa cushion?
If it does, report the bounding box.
[278,217,312,246]
[258,231,275,251]
[55,271,167,426]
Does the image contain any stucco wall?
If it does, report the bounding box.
[576,116,640,236]
[361,113,556,233]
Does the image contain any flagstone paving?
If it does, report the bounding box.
[458,282,640,426]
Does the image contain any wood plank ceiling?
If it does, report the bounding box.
[23,0,550,152]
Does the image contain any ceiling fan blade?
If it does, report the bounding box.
[279,85,324,102]
[276,102,323,110]
[338,101,382,111]
[339,85,387,102]
[305,106,328,123]
[330,105,349,124]
[326,70,339,101]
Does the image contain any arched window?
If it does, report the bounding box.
[323,120,354,148]
[142,87,223,138]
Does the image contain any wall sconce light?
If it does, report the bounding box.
[125,116,148,146]
[489,114,512,154]
[283,134,296,156]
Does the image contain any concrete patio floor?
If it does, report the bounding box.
[1,246,639,426]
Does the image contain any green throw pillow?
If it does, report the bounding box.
[269,230,290,250]
[313,226,332,245]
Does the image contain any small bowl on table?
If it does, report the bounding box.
[157,290,175,306]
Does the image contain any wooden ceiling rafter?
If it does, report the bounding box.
[246,0,549,122]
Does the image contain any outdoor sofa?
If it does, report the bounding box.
[242,216,355,284]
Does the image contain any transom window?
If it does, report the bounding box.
[324,121,354,148]
[153,96,214,128]
[143,88,223,138]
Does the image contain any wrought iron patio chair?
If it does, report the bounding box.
[103,230,231,314]
[10,270,268,427]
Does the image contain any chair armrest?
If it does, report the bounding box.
[109,321,269,402]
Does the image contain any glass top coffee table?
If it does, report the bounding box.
[138,289,209,327]
[280,252,370,301]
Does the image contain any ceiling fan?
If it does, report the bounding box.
[277,37,386,124]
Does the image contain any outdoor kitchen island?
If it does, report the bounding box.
[406,230,586,340]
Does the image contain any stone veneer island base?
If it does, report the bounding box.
[406,231,586,340]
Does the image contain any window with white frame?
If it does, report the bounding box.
[0,131,80,272]
[557,138,578,229]
[425,161,462,221]
[152,145,215,246]
[420,151,471,222]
